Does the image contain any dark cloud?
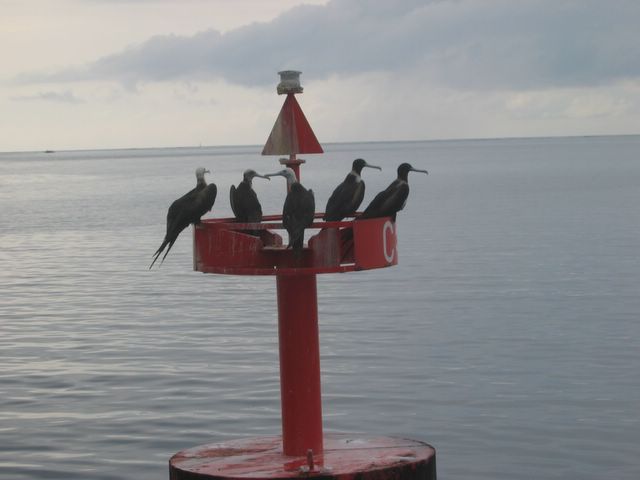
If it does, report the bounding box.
[11,90,84,104]
[14,0,640,91]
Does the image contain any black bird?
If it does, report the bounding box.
[230,169,269,235]
[324,158,381,221]
[149,167,217,269]
[359,163,428,222]
[266,168,315,252]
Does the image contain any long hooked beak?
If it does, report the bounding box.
[264,171,284,178]
[255,173,270,180]
[410,167,429,175]
[204,169,211,174]
[364,163,382,171]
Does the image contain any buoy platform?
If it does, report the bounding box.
[170,434,436,480]
[169,70,436,480]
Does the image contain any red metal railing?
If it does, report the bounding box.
[193,213,398,276]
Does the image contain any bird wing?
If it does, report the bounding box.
[325,174,365,221]
[164,187,200,239]
[151,195,193,268]
[352,181,365,213]
[361,180,408,220]
[324,182,346,221]
[167,186,198,227]
[162,201,193,251]
[303,189,315,227]
[229,185,239,219]
[282,190,295,231]
[179,183,217,224]
[150,181,212,269]
[284,186,315,226]
[324,177,362,221]
[198,183,218,217]
[283,185,315,248]
[165,183,216,240]
[360,188,387,218]
[231,183,262,223]
[245,188,263,223]
[376,181,409,219]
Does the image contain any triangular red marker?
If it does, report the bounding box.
[262,94,323,155]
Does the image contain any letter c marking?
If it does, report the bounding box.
[382,220,395,263]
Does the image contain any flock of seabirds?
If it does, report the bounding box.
[150,159,428,268]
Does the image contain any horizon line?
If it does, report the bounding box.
[1,132,638,155]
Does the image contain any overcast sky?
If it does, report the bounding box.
[1,0,639,151]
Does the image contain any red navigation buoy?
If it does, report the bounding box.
[171,71,436,480]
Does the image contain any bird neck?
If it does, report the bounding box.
[353,164,363,174]
[349,170,362,183]
[398,171,409,182]
[196,176,207,188]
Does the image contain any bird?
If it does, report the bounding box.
[149,167,217,269]
[266,168,315,252]
[359,163,428,222]
[230,169,269,235]
[323,158,381,222]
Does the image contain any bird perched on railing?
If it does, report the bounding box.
[230,169,270,236]
[324,158,381,222]
[149,167,217,268]
[359,163,428,222]
[266,168,315,252]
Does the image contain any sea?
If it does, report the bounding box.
[1,136,639,480]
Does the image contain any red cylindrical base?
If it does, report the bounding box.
[276,274,323,456]
[169,434,436,480]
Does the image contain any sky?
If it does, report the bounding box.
[1,0,639,152]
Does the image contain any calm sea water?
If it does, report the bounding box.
[1,136,639,480]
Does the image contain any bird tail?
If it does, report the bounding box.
[291,236,304,251]
[287,229,305,251]
[288,234,305,263]
[149,240,169,269]
[159,240,176,265]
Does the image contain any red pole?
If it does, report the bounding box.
[276,274,324,456]
[288,153,301,181]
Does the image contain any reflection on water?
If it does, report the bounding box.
[1,137,640,480]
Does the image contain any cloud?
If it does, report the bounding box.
[12,0,640,92]
[11,90,84,104]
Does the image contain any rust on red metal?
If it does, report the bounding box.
[262,94,324,156]
[169,434,436,480]
[192,215,399,275]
